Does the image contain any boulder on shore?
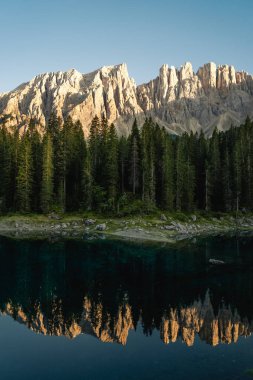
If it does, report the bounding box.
[84,219,96,226]
[96,223,106,231]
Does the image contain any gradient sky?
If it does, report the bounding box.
[0,0,252,92]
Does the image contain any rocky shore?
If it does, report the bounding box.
[0,213,253,242]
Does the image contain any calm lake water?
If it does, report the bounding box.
[0,235,253,380]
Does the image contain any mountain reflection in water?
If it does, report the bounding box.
[0,236,253,348]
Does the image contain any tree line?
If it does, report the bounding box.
[0,114,252,214]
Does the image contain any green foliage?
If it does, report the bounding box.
[105,124,119,208]
[155,127,174,210]
[141,118,156,204]
[117,194,157,216]
[0,126,12,211]
[16,134,33,212]
[40,133,54,213]
[0,115,253,215]
[82,140,92,210]
[176,134,195,211]
[128,119,142,195]
[28,120,42,211]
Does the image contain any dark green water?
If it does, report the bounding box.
[0,235,253,380]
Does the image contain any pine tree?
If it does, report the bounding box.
[28,119,42,211]
[16,134,33,212]
[61,119,86,211]
[82,140,92,210]
[175,134,195,211]
[186,133,196,211]
[195,130,207,210]
[89,116,101,184]
[70,121,86,210]
[0,113,252,215]
[233,135,242,212]
[243,118,253,209]
[0,126,12,212]
[141,119,156,204]
[40,133,54,214]
[155,127,174,210]
[46,112,63,207]
[128,119,142,195]
[7,127,20,210]
[118,136,128,193]
[207,128,222,211]
[57,116,75,211]
[105,124,118,209]
[205,159,211,212]
[175,137,185,211]
[221,135,232,211]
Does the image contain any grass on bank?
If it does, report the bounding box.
[0,208,251,228]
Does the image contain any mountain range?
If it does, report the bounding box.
[2,291,252,346]
[1,61,253,136]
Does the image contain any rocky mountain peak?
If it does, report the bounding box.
[0,61,253,136]
[180,62,194,81]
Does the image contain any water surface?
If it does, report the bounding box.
[0,235,253,379]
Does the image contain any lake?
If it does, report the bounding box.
[0,235,253,380]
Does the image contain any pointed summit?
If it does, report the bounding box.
[0,61,253,136]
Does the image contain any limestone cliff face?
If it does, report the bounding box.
[0,64,141,137]
[0,62,253,136]
[2,292,253,346]
[1,298,135,345]
[160,291,252,346]
[138,62,253,135]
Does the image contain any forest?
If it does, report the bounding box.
[0,114,252,215]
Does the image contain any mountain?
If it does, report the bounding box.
[0,62,253,135]
[2,291,252,346]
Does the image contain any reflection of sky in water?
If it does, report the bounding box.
[0,236,253,379]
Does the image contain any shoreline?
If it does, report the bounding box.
[0,213,253,242]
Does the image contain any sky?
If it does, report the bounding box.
[0,0,252,92]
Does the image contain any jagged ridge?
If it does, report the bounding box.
[0,62,253,136]
[2,291,252,346]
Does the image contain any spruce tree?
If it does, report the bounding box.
[118,136,128,193]
[233,135,242,212]
[41,133,54,214]
[47,112,63,207]
[89,116,101,183]
[16,134,33,212]
[128,119,142,195]
[8,127,20,210]
[0,126,12,212]
[82,140,92,210]
[155,127,174,210]
[141,118,156,204]
[175,137,185,211]
[28,119,42,211]
[105,123,118,209]
[221,135,232,211]
[195,130,207,210]
[208,128,222,211]
[175,134,195,211]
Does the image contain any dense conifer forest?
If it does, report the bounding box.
[0,114,252,215]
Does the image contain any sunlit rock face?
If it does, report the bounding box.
[2,291,253,346]
[0,62,253,136]
[1,236,253,347]
[0,64,141,137]
[1,299,135,344]
[137,62,253,136]
[160,292,252,346]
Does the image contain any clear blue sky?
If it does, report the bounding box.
[1,0,252,92]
